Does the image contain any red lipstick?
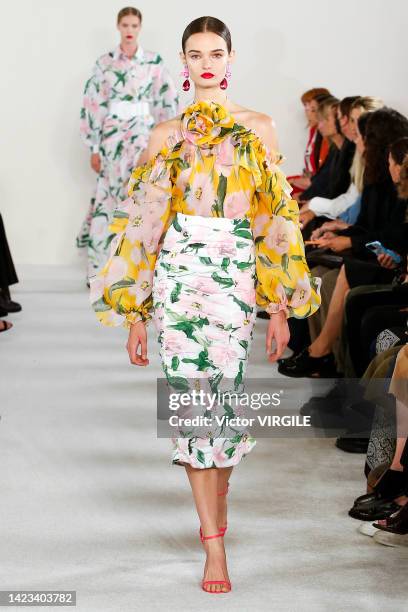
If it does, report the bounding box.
[201,72,214,79]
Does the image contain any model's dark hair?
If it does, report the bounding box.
[117,7,142,24]
[389,137,408,165]
[182,16,231,53]
[339,96,361,118]
[364,108,408,185]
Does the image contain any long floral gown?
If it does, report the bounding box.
[78,45,179,278]
[89,100,321,468]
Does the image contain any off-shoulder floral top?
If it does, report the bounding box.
[90,100,321,327]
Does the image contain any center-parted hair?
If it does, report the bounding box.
[182,16,232,53]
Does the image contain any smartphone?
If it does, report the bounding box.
[365,241,402,264]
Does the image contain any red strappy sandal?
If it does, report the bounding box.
[200,531,232,594]
[199,482,229,542]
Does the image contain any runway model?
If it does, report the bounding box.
[90,16,321,593]
[78,7,179,280]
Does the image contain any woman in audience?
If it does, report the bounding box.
[288,88,331,196]
[300,97,383,227]
[279,109,408,377]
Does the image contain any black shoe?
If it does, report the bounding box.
[348,498,402,521]
[299,379,349,417]
[0,306,8,317]
[278,348,338,378]
[0,297,21,313]
[335,437,369,453]
[256,310,269,320]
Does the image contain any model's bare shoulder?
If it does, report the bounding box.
[146,117,181,158]
[249,111,278,152]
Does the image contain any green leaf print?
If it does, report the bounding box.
[234,261,253,270]
[236,241,250,249]
[113,71,126,87]
[198,256,213,265]
[184,242,207,253]
[234,361,244,388]
[166,375,190,392]
[172,216,183,232]
[216,174,228,217]
[103,127,118,139]
[113,141,124,160]
[238,339,249,356]
[209,371,224,393]
[254,235,265,244]
[159,83,169,95]
[92,297,111,312]
[221,258,230,272]
[170,322,199,342]
[171,356,180,371]
[232,229,252,239]
[196,450,206,465]
[211,272,234,288]
[281,253,291,278]
[108,278,135,300]
[231,295,253,315]
[290,254,305,261]
[182,349,213,372]
[170,282,182,303]
[224,447,236,459]
[257,254,279,269]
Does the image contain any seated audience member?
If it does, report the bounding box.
[278,110,408,377]
[0,213,21,333]
[300,97,383,227]
[288,87,331,196]
[298,96,353,204]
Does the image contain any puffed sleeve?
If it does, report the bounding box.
[80,59,109,153]
[252,144,321,318]
[89,148,175,328]
[151,56,180,124]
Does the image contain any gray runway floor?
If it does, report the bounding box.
[1,265,406,612]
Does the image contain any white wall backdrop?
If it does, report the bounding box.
[2,0,408,266]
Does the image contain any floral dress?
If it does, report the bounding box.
[77,45,179,278]
[89,100,321,469]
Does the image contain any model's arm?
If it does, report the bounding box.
[252,116,321,362]
[90,122,176,366]
[80,58,109,173]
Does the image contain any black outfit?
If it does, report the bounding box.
[339,179,407,259]
[0,213,18,294]
[344,285,408,376]
[300,139,355,201]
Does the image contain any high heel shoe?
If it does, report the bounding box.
[200,531,232,594]
[199,482,229,542]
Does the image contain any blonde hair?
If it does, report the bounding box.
[350,96,384,113]
[350,151,365,193]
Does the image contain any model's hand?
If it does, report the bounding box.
[91,153,101,174]
[266,311,290,363]
[127,321,149,366]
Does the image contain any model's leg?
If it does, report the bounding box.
[309,264,350,357]
[185,465,230,593]
[217,466,233,532]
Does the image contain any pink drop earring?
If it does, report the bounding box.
[220,63,232,90]
[181,65,190,91]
